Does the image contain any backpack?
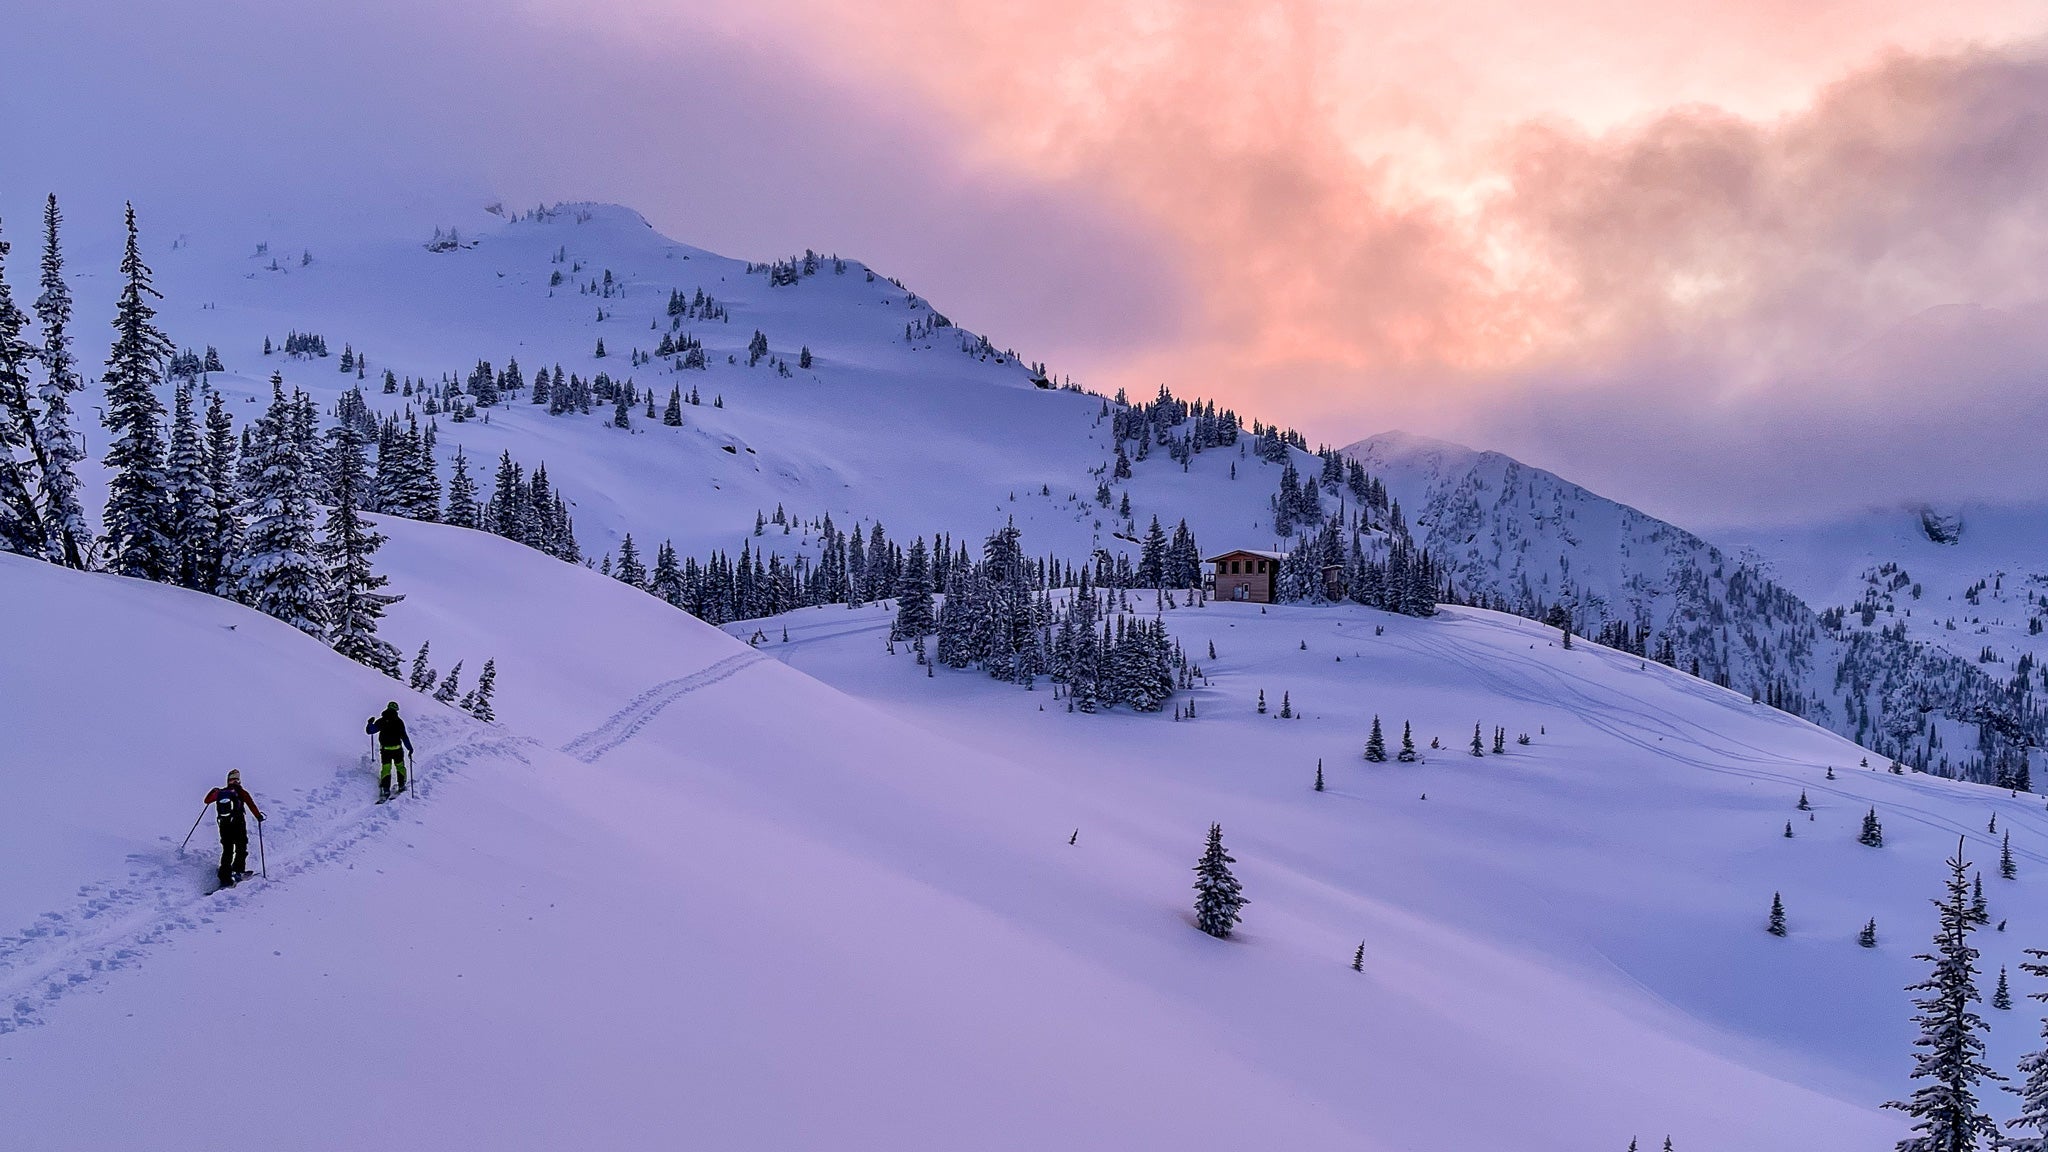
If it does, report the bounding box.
[215,786,244,823]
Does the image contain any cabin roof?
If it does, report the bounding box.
[1206,549,1287,563]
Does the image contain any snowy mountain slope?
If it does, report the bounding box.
[1,528,1381,1149]
[1719,501,2048,671]
[1345,430,2044,781]
[17,518,2029,1149]
[126,202,1291,571]
[743,591,2048,1147]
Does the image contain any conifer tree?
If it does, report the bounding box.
[1997,969,2014,1011]
[1398,720,1417,762]
[433,661,463,704]
[663,386,683,426]
[1799,791,1811,811]
[1192,823,1247,938]
[891,536,935,640]
[1971,874,1990,926]
[201,389,241,590]
[1137,515,1166,587]
[408,641,435,693]
[1885,840,2002,1150]
[464,658,497,722]
[2004,948,2048,1150]
[1352,942,1364,971]
[0,216,47,559]
[444,447,480,529]
[1863,919,1880,948]
[31,195,87,568]
[322,418,402,676]
[1470,722,1485,757]
[1314,759,1325,792]
[2005,832,2017,881]
[228,378,328,636]
[163,382,220,591]
[1364,715,1387,762]
[615,533,646,586]
[1767,892,1787,936]
[1861,808,1885,848]
[650,541,684,607]
[1280,690,1293,719]
[99,204,176,580]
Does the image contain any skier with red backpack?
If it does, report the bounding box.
[202,769,265,889]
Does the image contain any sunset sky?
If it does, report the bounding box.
[8,0,2048,525]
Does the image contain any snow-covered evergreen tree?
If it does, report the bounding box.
[1192,822,1247,939]
[228,377,328,637]
[0,216,46,559]
[1137,515,1166,587]
[444,447,480,529]
[1884,840,2003,1151]
[32,195,87,568]
[647,536,683,595]
[891,536,935,641]
[99,204,177,580]
[1861,808,1885,848]
[615,533,646,586]
[201,388,241,589]
[433,661,463,704]
[163,382,221,591]
[408,641,436,693]
[2004,948,2048,1151]
[463,658,497,722]
[1767,892,1787,936]
[1365,715,1387,761]
[322,417,402,676]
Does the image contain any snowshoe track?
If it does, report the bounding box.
[559,651,766,763]
[0,715,533,1034]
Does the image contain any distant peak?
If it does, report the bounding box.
[1340,430,1486,469]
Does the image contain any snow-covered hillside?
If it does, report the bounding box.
[1346,431,2045,784]
[127,202,1289,570]
[1722,502,2048,672]
[113,199,2036,784]
[14,514,2048,1149]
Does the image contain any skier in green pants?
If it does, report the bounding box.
[366,701,414,801]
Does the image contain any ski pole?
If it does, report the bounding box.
[177,805,207,854]
[257,817,267,880]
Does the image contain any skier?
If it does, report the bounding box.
[366,701,414,801]
[202,769,265,889]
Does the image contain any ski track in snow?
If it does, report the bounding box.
[2,648,766,1034]
[558,651,767,764]
[1397,615,2048,866]
[0,716,535,1034]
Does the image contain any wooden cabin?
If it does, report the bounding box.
[1206,550,1285,603]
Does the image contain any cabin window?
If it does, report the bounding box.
[1258,560,1269,573]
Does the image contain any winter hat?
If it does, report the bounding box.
[385,701,400,712]
[226,769,241,783]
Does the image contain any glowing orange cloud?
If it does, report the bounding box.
[559,1,2045,391]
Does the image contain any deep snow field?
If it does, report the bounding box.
[6,510,2048,1149]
